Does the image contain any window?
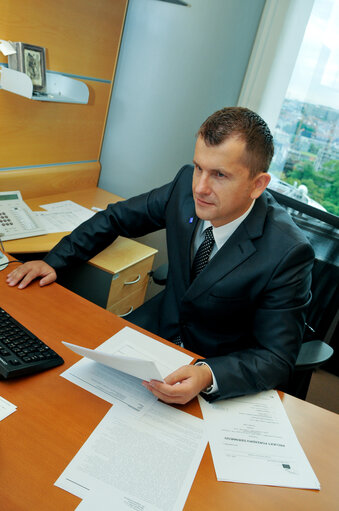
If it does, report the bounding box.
[268,0,339,217]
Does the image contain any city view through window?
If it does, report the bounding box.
[269,0,339,216]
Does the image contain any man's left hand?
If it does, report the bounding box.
[142,364,213,405]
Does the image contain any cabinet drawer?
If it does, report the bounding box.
[106,256,154,310]
[107,287,146,317]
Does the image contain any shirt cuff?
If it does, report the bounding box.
[195,361,219,395]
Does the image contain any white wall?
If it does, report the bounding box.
[98,0,265,298]
[99,0,265,198]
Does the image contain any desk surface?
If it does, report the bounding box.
[0,263,338,511]
[3,187,157,274]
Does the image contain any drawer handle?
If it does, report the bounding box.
[124,274,141,285]
[118,306,134,317]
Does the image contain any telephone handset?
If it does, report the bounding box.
[0,191,46,241]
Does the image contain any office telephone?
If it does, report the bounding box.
[0,191,46,241]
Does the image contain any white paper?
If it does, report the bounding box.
[61,327,193,414]
[35,200,95,233]
[199,390,320,489]
[63,358,157,414]
[75,487,160,511]
[40,199,92,212]
[0,395,17,421]
[100,327,193,378]
[34,210,92,233]
[0,40,16,56]
[62,341,165,382]
[55,401,207,511]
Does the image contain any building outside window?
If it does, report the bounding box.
[268,0,338,216]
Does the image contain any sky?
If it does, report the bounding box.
[286,0,339,110]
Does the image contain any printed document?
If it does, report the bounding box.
[35,200,95,233]
[55,400,207,511]
[61,327,193,415]
[199,390,320,489]
[62,341,165,382]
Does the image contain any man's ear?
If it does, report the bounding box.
[250,172,271,199]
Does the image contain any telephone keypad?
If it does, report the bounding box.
[0,190,46,241]
[0,212,14,229]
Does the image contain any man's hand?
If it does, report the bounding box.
[6,260,57,289]
[142,364,213,405]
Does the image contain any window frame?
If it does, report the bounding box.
[237,0,315,132]
[237,0,339,224]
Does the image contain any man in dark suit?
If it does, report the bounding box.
[7,107,314,404]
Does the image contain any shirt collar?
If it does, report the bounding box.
[202,200,255,250]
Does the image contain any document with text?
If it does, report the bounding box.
[55,400,207,511]
[199,390,320,489]
[62,341,165,382]
[61,327,193,415]
[35,200,95,233]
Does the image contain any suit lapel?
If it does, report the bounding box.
[177,195,199,285]
[184,193,268,301]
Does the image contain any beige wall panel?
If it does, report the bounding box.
[0,81,111,167]
[0,163,101,199]
[0,0,128,80]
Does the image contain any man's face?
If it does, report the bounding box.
[192,135,270,227]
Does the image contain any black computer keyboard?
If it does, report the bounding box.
[0,307,64,378]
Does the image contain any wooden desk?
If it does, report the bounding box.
[0,264,338,511]
[3,187,158,317]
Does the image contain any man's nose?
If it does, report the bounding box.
[195,172,211,194]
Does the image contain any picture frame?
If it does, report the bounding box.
[8,42,46,93]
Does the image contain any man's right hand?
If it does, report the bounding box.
[6,260,57,289]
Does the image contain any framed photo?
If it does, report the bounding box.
[8,42,46,93]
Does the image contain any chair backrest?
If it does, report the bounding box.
[306,260,339,343]
[270,189,339,345]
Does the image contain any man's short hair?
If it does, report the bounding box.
[198,107,274,177]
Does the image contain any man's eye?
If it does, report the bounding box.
[216,171,225,178]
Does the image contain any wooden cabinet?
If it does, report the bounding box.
[106,257,155,317]
[87,234,157,318]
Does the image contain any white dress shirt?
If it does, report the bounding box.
[191,200,256,263]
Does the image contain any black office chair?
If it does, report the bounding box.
[268,189,338,398]
[286,258,337,399]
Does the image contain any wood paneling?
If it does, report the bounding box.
[0,80,111,166]
[0,163,101,199]
[0,0,128,181]
[0,0,128,80]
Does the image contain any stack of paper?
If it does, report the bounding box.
[61,327,193,415]
[34,200,95,233]
[56,326,320,511]
[57,327,206,510]
[56,402,206,511]
[199,390,320,489]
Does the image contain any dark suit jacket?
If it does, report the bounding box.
[44,165,314,401]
